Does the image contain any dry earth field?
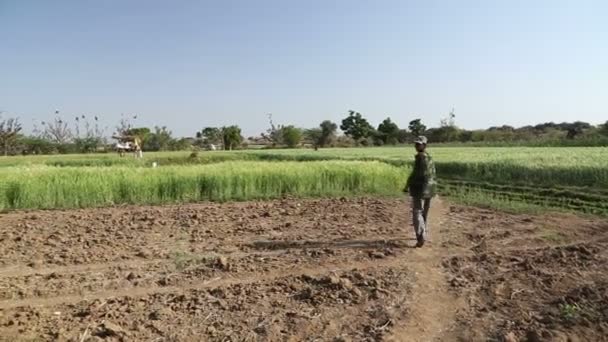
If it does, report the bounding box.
[0,197,607,341]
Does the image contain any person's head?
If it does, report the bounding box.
[414,136,428,152]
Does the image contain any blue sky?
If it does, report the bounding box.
[1,0,607,137]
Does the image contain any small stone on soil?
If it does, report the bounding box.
[503,331,518,342]
[368,251,386,259]
[216,256,230,271]
[94,321,126,338]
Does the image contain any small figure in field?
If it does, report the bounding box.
[404,136,436,247]
[133,137,143,158]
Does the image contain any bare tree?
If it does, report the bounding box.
[0,114,23,156]
[116,118,131,136]
[440,108,456,127]
[75,115,107,140]
[261,113,284,147]
[74,114,107,152]
[115,113,138,136]
[34,111,73,144]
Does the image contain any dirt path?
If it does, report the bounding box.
[387,198,461,341]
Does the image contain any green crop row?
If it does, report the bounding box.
[0,161,409,210]
[440,183,608,215]
[440,179,608,202]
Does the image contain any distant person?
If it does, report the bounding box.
[133,137,143,158]
[404,136,437,247]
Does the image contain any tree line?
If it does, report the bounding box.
[0,112,193,155]
[198,110,608,149]
[0,109,607,155]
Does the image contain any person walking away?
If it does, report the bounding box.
[133,137,143,159]
[404,136,437,247]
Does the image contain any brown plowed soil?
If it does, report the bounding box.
[0,198,607,341]
[442,206,608,342]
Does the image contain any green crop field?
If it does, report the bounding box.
[0,161,406,210]
[1,147,607,214]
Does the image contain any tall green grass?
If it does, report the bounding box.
[437,162,608,188]
[3,148,607,188]
[1,147,607,214]
[5,148,608,188]
[0,161,408,210]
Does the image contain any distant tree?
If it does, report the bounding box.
[434,125,461,143]
[397,129,409,144]
[377,117,400,145]
[458,130,474,142]
[565,121,591,139]
[36,112,72,144]
[488,125,515,132]
[261,113,284,146]
[566,127,582,139]
[433,109,461,142]
[116,119,130,136]
[340,110,374,143]
[281,125,303,148]
[145,126,173,151]
[408,119,426,137]
[334,135,356,147]
[427,126,460,143]
[200,127,223,145]
[440,108,456,127]
[74,137,101,153]
[75,114,105,138]
[169,137,193,151]
[73,114,107,152]
[534,122,558,133]
[126,127,151,146]
[304,120,338,149]
[600,121,608,137]
[0,115,22,156]
[18,136,57,155]
[319,120,338,147]
[305,128,323,150]
[222,125,242,150]
[115,114,140,136]
[260,114,312,148]
[424,128,440,143]
[369,130,385,146]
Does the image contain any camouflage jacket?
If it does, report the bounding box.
[405,152,436,198]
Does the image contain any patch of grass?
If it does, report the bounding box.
[559,302,581,321]
[438,189,561,215]
[540,230,567,243]
[170,251,220,271]
[440,182,608,216]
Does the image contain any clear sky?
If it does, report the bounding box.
[1,0,607,137]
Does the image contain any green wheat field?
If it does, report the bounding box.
[1,147,607,214]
